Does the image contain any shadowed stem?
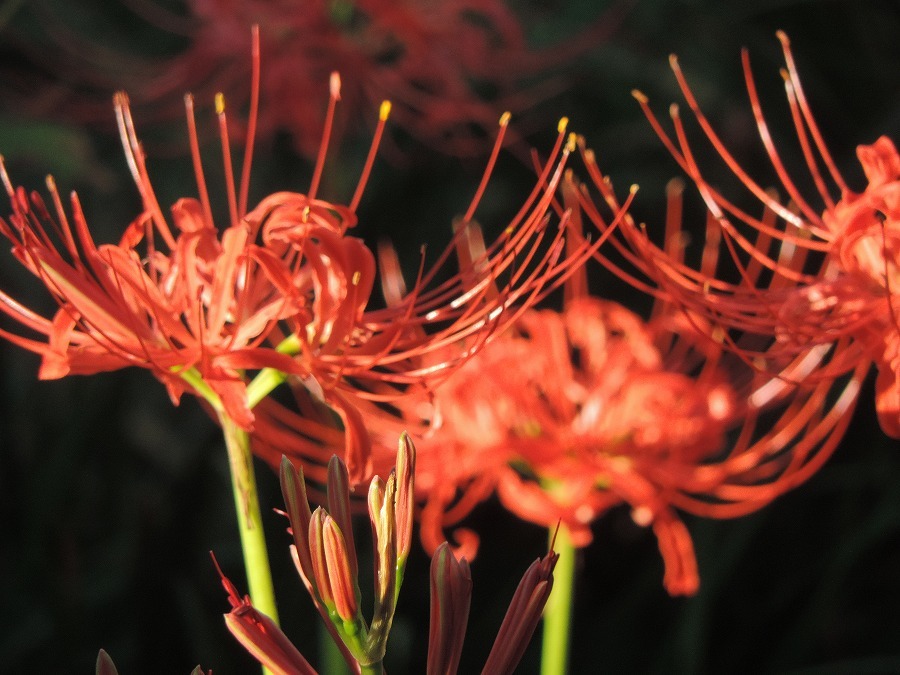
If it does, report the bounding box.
[541,524,576,675]
[220,413,280,627]
[319,621,352,675]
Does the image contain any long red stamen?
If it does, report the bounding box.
[238,24,261,218]
[309,72,341,202]
[215,93,240,229]
[184,93,214,229]
[776,31,849,194]
[113,93,177,249]
[349,100,390,213]
[463,111,511,224]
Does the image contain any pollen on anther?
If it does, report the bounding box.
[631,89,649,104]
[351,271,361,285]
[499,111,512,127]
[379,100,392,121]
[330,72,342,99]
[215,93,226,115]
[557,117,569,134]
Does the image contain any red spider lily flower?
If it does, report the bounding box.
[100,0,617,158]
[0,28,591,482]
[0,90,306,431]
[599,32,899,437]
[396,171,865,595]
[246,116,598,482]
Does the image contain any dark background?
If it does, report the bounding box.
[1,1,899,673]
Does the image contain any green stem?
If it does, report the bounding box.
[246,333,303,408]
[319,621,352,675]
[541,524,576,675]
[359,663,384,675]
[219,412,280,625]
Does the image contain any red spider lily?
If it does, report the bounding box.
[0,92,305,430]
[47,0,616,157]
[0,28,592,482]
[393,170,864,595]
[0,34,377,431]
[219,435,557,675]
[586,32,899,437]
[245,115,603,483]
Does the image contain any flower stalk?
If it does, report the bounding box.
[220,412,280,626]
[540,525,576,675]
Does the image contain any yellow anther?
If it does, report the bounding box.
[499,111,511,127]
[631,89,648,104]
[379,100,392,120]
[351,270,361,285]
[557,116,569,134]
[215,93,226,115]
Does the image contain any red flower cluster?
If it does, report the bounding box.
[0,31,588,483]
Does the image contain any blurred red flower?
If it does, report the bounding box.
[142,0,616,157]
[408,288,861,595]
[23,0,614,158]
